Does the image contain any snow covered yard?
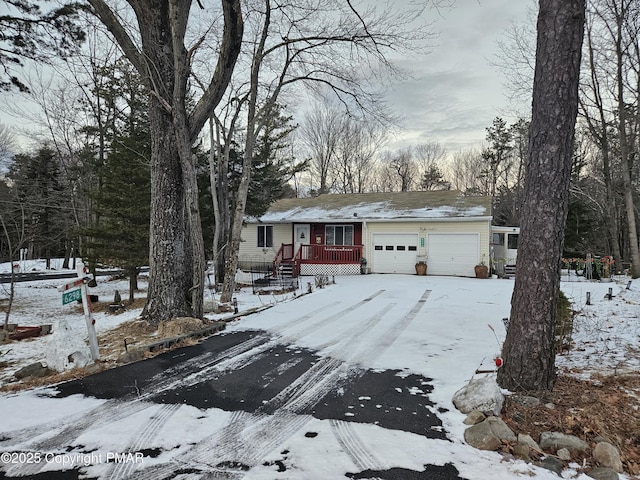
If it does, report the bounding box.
[0,262,638,479]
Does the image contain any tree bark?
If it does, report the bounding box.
[497,0,585,393]
[88,0,243,324]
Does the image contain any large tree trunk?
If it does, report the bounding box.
[142,99,192,323]
[497,0,585,393]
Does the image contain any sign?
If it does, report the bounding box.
[62,288,82,305]
[57,262,100,361]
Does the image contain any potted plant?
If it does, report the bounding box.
[415,256,427,276]
[474,258,489,278]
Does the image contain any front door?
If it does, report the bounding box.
[294,224,310,259]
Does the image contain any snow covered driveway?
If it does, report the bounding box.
[0,275,575,479]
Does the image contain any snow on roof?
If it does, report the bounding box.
[255,191,491,223]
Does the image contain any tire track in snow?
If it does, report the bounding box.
[167,289,428,477]
[310,302,397,355]
[105,403,181,480]
[8,399,150,452]
[269,290,385,339]
[139,332,274,401]
[330,419,381,472]
[350,289,431,364]
[3,288,433,480]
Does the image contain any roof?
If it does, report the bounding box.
[255,191,492,223]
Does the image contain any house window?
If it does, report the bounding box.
[492,233,504,246]
[257,225,273,247]
[325,225,354,245]
[507,234,519,250]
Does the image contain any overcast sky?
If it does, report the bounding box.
[385,0,535,154]
[0,0,536,157]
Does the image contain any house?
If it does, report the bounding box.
[239,191,494,277]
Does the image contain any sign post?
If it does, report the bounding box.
[58,264,100,361]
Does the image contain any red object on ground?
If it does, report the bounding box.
[8,326,42,340]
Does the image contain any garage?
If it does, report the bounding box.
[427,233,479,276]
[372,233,419,274]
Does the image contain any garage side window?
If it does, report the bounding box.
[326,225,354,245]
[257,225,273,247]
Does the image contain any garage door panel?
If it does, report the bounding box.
[428,234,478,276]
[372,234,418,274]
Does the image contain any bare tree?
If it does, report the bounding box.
[387,148,418,192]
[216,0,438,302]
[87,0,244,324]
[300,102,343,194]
[445,148,485,194]
[497,0,585,392]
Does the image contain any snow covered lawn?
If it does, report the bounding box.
[0,264,638,479]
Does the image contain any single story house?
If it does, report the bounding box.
[239,191,493,277]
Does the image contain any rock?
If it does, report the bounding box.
[463,416,516,451]
[452,376,504,415]
[535,456,564,476]
[84,362,102,375]
[118,348,145,364]
[587,467,619,480]
[593,442,623,473]
[510,395,541,407]
[485,416,516,442]
[556,448,571,461]
[539,432,589,453]
[593,436,614,445]
[513,443,531,462]
[14,362,52,379]
[463,409,486,425]
[518,433,541,452]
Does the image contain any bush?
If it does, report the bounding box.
[555,290,573,353]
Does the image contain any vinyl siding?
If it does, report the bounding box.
[364,220,491,273]
[239,223,291,262]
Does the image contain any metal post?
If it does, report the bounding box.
[586,292,591,305]
[608,287,613,300]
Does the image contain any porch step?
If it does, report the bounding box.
[277,262,294,278]
[504,265,516,277]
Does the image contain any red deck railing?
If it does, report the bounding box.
[294,244,363,263]
[272,243,363,277]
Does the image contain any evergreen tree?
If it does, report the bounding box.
[7,146,68,267]
[0,1,85,91]
[85,132,151,301]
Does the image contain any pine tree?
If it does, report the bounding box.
[85,132,151,301]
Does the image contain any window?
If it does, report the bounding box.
[257,225,273,247]
[325,225,354,245]
[507,234,519,250]
[492,233,504,246]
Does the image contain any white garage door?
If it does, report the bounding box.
[372,233,419,274]
[428,234,479,276]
